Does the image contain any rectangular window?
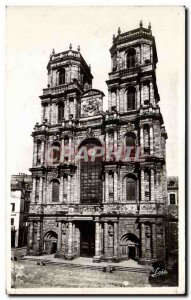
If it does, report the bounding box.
[11,218,14,225]
[170,194,176,205]
[11,203,15,212]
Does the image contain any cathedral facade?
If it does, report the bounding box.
[28,22,168,264]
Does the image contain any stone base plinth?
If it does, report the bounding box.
[102,256,117,262]
[139,258,153,265]
[93,255,101,263]
[27,249,42,256]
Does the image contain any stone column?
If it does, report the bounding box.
[73,97,77,119]
[40,139,45,165]
[104,222,109,257]
[105,171,109,203]
[116,88,119,111]
[39,177,43,204]
[136,85,140,109]
[51,103,55,125]
[150,81,154,105]
[150,169,155,202]
[105,131,109,161]
[102,178,105,203]
[149,125,154,155]
[141,83,144,106]
[150,45,153,63]
[140,125,144,153]
[57,222,62,253]
[36,222,41,251]
[28,222,34,248]
[114,170,118,203]
[67,175,71,203]
[141,169,145,202]
[152,222,157,259]
[59,176,63,203]
[113,222,119,259]
[141,223,146,258]
[31,178,36,203]
[68,222,73,258]
[108,89,111,111]
[72,223,76,254]
[114,130,118,156]
[140,44,142,64]
[33,141,37,166]
[68,136,72,163]
[49,103,52,124]
[61,138,65,164]
[93,220,101,262]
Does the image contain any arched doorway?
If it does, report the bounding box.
[120,233,140,260]
[43,231,58,254]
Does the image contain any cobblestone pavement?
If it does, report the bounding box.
[23,254,151,269]
[11,260,151,288]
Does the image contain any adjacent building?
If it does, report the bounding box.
[27,22,168,264]
[166,176,178,262]
[11,173,32,248]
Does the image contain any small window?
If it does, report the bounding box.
[169,193,176,205]
[11,203,15,212]
[11,218,14,225]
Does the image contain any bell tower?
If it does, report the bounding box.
[106,21,159,113]
[40,44,93,125]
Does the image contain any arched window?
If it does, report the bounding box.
[126,176,137,201]
[51,142,61,165]
[52,180,59,202]
[126,132,136,158]
[127,49,136,69]
[58,102,64,123]
[36,140,41,165]
[58,68,65,85]
[143,125,150,155]
[127,86,136,111]
[35,177,40,202]
[79,138,102,204]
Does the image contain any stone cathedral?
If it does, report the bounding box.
[28,22,168,264]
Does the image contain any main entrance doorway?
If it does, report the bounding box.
[79,222,95,257]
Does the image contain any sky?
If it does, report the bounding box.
[6,6,185,177]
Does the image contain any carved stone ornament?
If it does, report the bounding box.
[51,169,58,178]
[81,97,101,117]
[86,127,94,137]
[126,163,134,173]
[125,122,135,133]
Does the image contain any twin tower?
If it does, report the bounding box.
[28,22,168,264]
